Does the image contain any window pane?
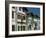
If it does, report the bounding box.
[21,26,25,31]
[28,25,32,30]
[18,26,21,31]
[18,26,19,31]
[12,25,15,31]
[23,16,25,20]
[12,11,14,18]
[17,15,21,19]
[23,26,25,31]
[19,7,21,11]
[12,7,15,9]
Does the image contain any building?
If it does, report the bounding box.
[12,7,40,31]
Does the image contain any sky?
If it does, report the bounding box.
[26,7,40,17]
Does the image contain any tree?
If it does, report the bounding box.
[30,12,35,30]
[22,7,28,12]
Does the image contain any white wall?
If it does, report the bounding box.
[0,0,46,38]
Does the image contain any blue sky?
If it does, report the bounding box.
[26,7,40,16]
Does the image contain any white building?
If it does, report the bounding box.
[12,7,40,31]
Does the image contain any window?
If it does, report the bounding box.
[12,11,14,18]
[23,16,25,20]
[22,26,25,31]
[12,7,15,9]
[28,25,32,30]
[12,25,15,31]
[12,7,15,11]
[17,15,21,19]
[12,7,16,18]
[19,7,21,11]
[18,26,21,31]
[18,26,25,31]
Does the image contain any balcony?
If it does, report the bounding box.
[17,19,26,23]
